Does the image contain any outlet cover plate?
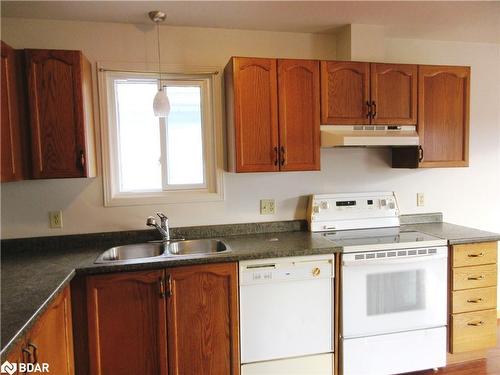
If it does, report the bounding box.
[49,210,63,228]
[260,199,276,215]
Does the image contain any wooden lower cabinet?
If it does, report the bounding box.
[166,263,240,375]
[86,269,168,375]
[4,286,74,374]
[448,242,498,356]
[85,262,239,375]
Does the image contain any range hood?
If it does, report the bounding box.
[321,125,419,147]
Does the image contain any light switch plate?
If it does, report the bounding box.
[417,193,425,207]
[49,210,63,228]
[260,199,276,215]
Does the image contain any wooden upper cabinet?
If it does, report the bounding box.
[320,61,370,125]
[225,57,279,172]
[166,262,240,375]
[1,41,27,182]
[370,63,417,125]
[278,59,320,171]
[86,270,168,375]
[24,287,75,374]
[25,49,96,178]
[418,65,470,167]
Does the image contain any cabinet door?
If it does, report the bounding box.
[25,49,91,178]
[166,262,239,375]
[87,270,168,375]
[230,57,279,172]
[278,59,320,171]
[25,286,74,375]
[1,41,26,182]
[370,63,417,125]
[418,65,470,167]
[320,61,370,125]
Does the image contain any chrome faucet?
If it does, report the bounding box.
[146,212,170,241]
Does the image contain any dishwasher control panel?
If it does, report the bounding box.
[239,255,335,286]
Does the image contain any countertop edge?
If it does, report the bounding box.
[0,269,75,360]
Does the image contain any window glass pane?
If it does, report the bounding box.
[115,80,162,192]
[166,86,205,185]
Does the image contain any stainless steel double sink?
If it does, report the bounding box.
[95,239,231,264]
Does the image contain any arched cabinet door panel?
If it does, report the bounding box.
[278,59,320,171]
[320,61,370,125]
[418,65,470,167]
[25,49,95,178]
[370,63,417,125]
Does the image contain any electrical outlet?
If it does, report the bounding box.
[260,199,276,215]
[417,193,425,207]
[49,210,63,228]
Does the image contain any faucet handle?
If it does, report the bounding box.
[146,216,157,226]
[156,212,168,221]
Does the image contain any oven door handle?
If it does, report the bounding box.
[343,253,447,267]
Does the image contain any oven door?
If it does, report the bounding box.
[342,247,447,338]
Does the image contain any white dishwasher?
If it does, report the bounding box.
[239,254,335,375]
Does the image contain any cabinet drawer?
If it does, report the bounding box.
[452,264,497,291]
[450,309,497,353]
[452,286,497,314]
[452,242,497,267]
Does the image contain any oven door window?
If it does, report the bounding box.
[367,270,425,316]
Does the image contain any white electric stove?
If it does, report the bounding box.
[308,192,448,375]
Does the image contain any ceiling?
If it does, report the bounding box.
[2,1,499,43]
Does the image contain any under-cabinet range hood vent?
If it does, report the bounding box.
[321,125,419,147]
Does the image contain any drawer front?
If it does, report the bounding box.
[452,286,497,314]
[452,264,497,291]
[452,242,497,267]
[450,309,497,353]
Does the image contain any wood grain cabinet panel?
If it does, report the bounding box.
[166,262,239,375]
[370,63,417,125]
[225,57,279,172]
[25,49,96,178]
[452,286,497,314]
[278,59,320,171]
[320,61,370,125]
[450,309,497,353]
[87,270,168,375]
[452,242,497,268]
[452,264,497,291]
[417,65,470,167]
[225,57,320,172]
[1,41,28,182]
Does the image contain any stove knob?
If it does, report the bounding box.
[389,202,395,209]
[320,201,330,209]
[312,205,320,214]
[380,199,387,207]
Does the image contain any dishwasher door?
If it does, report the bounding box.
[239,255,335,364]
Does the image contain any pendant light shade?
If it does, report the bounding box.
[149,10,170,118]
[153,87,171,117]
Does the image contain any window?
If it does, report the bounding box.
[99,66,223,206]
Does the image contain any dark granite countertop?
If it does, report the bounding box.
[1,217,499,358]
[404,222,500,245]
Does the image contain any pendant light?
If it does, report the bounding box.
[149,10,170,117]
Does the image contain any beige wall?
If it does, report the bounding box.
[1,17,499,239]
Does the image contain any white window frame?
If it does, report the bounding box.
[97,62,224,207]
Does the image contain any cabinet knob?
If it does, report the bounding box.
[366,101,372,119]
[312,267,321,277]
[467,320,484,326]
[273,147,278,166]
[467,252,484,258]
[467,275,485,281]
[371,101,377,118]
[280,146,285,166]
[467,298,483,303]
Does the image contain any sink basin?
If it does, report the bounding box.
[95,239,230,263]
[167,239,229,255]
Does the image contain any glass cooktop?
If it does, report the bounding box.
[319,227,447,253]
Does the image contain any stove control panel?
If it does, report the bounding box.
[308,192,400,232]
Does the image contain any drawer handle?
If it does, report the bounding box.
[468,252,484,258]
[467,275,485,280]
[467,298,483,303]
[467,320,484,326]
